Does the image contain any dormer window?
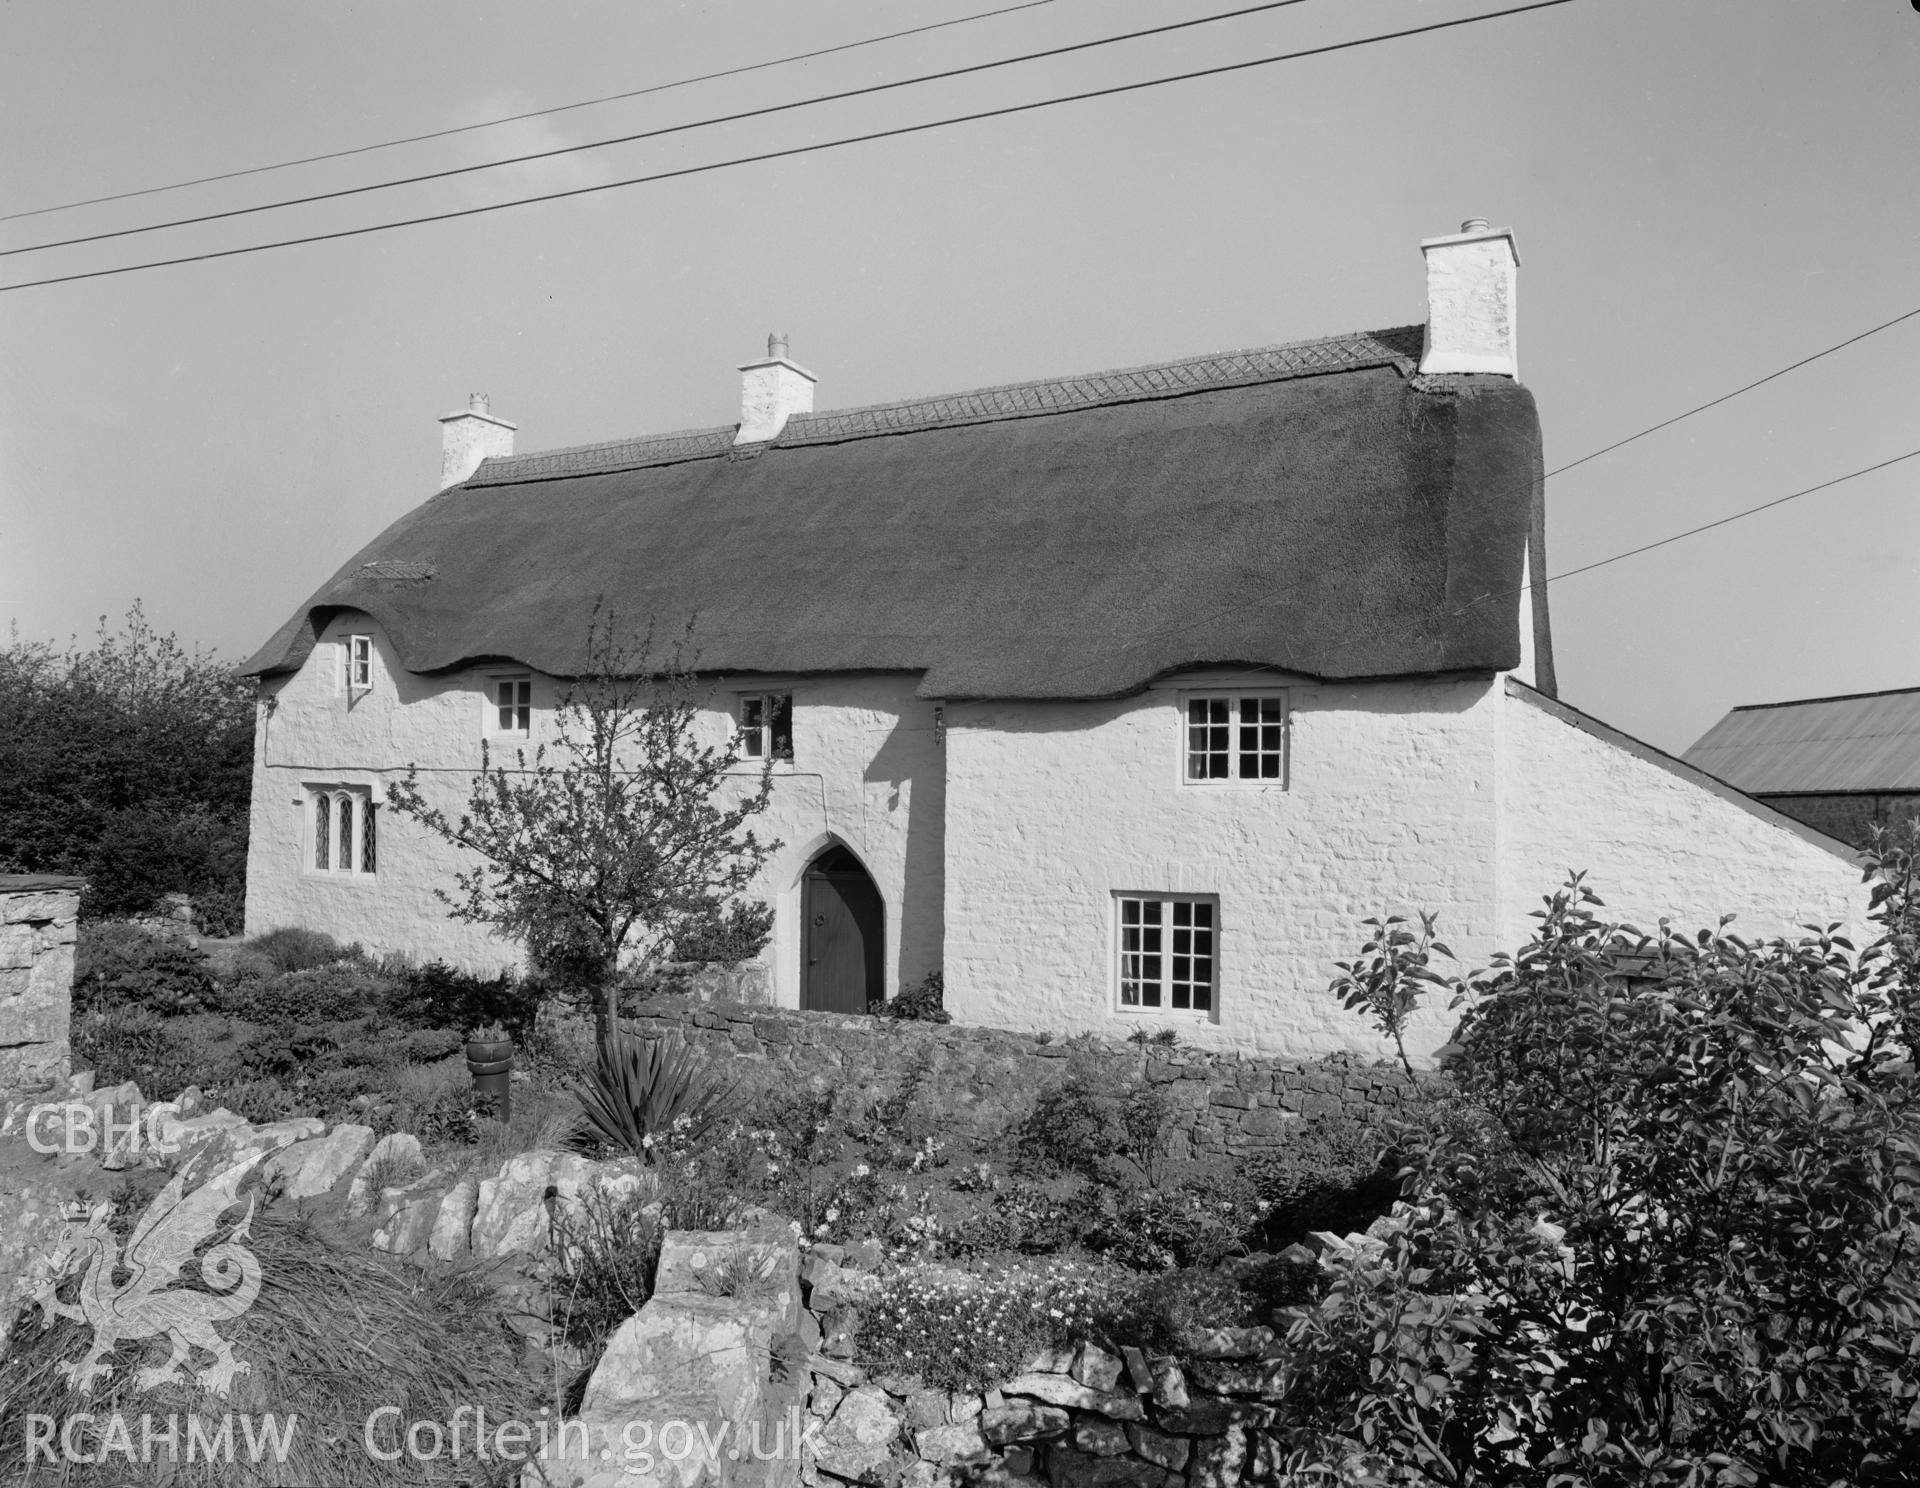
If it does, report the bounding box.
[492,676,532,735]
[344,634,374,693]
[1184,692,1286,783]
[738,692,794,762]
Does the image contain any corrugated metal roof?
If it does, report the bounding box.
[1683,686,1920,793]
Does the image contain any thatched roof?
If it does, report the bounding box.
[244,326,1552,700]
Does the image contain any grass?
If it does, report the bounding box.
[0,1210,546,1487]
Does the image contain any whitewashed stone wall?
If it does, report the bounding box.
[941,673,1508,1061]
[1496,680,1865,948]
[247,616,1870,1064]
[0,876,80,1100]
[244,611,942,1005]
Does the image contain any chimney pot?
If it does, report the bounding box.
[735,335,816,445]
[1418,219,1519,380]
[438,394,517,488]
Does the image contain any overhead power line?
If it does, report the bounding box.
[1541,447,1920,587]
[0,0,1575,295]
[0,0,1063,225]
[3,0,1324,261]
[1546,304,1920,481]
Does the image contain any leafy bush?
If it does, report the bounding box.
[244,926,346,974]
[70,1006,171,1088]
[1241,1113,1396,1246]
[0,607,253,926]
[216,962,393,1024]
[1086,1172,1265,1271]
[1015,1065,1170,1185]
[80,805,248,935]
[1276,865,1920,1486]
[71,920,215,1016]
[574,1033,738,1161]
[670,899,774,966]
[878,969,951,1023]
[389,960,536,1040]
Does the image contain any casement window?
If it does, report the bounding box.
[491,676,532,735]
[1117,894,1216,1013]
[309,787,377,877]
[343,634,374,693]
[1184,692,1286,783]
[738,692,794,762]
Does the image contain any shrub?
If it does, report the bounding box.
[216,962,393,1024]
[1276,866,1920,1486]
[1241,1112,1396,1246]
[1016,1065,1169,1185]
[217,1077,300,1124]
[80,805,248,934]
[0,607,254,929]
[573,1033,738,1161]
[670,899,774,966]
[1086,1172,1265,1271]
[72,920,215,1017]
[70,1006,170,1088]
[244,926,347,974]
[878,969,951,1023]
[389,960,536,1040]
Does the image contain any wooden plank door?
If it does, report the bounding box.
[803,865,883,1013]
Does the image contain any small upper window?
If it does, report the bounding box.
[1185,693,1285,782]
[493,676,532,734]
[739,693,794,762]
[344,635,374,693]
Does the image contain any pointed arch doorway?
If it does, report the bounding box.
[802,846,884,1013]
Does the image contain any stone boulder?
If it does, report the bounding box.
[345,1132,424,1217]
[373,1195,441,1256]
[428,1178,478,1262]
[270,1123,375,1200]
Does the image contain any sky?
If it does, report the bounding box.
[0,0,1915,755]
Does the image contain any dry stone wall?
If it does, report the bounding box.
[0,875,82,1102]
[623,995,1425,1157]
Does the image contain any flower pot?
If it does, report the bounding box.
[465,1039,514,1122]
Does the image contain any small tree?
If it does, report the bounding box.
[1327,910,1455,1078]
[386,615,779,1047]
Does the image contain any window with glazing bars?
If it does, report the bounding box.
[1117,895,1215,1012]
[344,635,373,692]
[494,677,531,733]
[311,788,377,876]
[739,693,794,761]
[1186,695,1284,781]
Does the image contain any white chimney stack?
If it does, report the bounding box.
[735,334,817,445]
[1419,219,1519,380]
[439,393,517,488]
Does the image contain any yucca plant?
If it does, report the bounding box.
[572,1032,735,1161]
